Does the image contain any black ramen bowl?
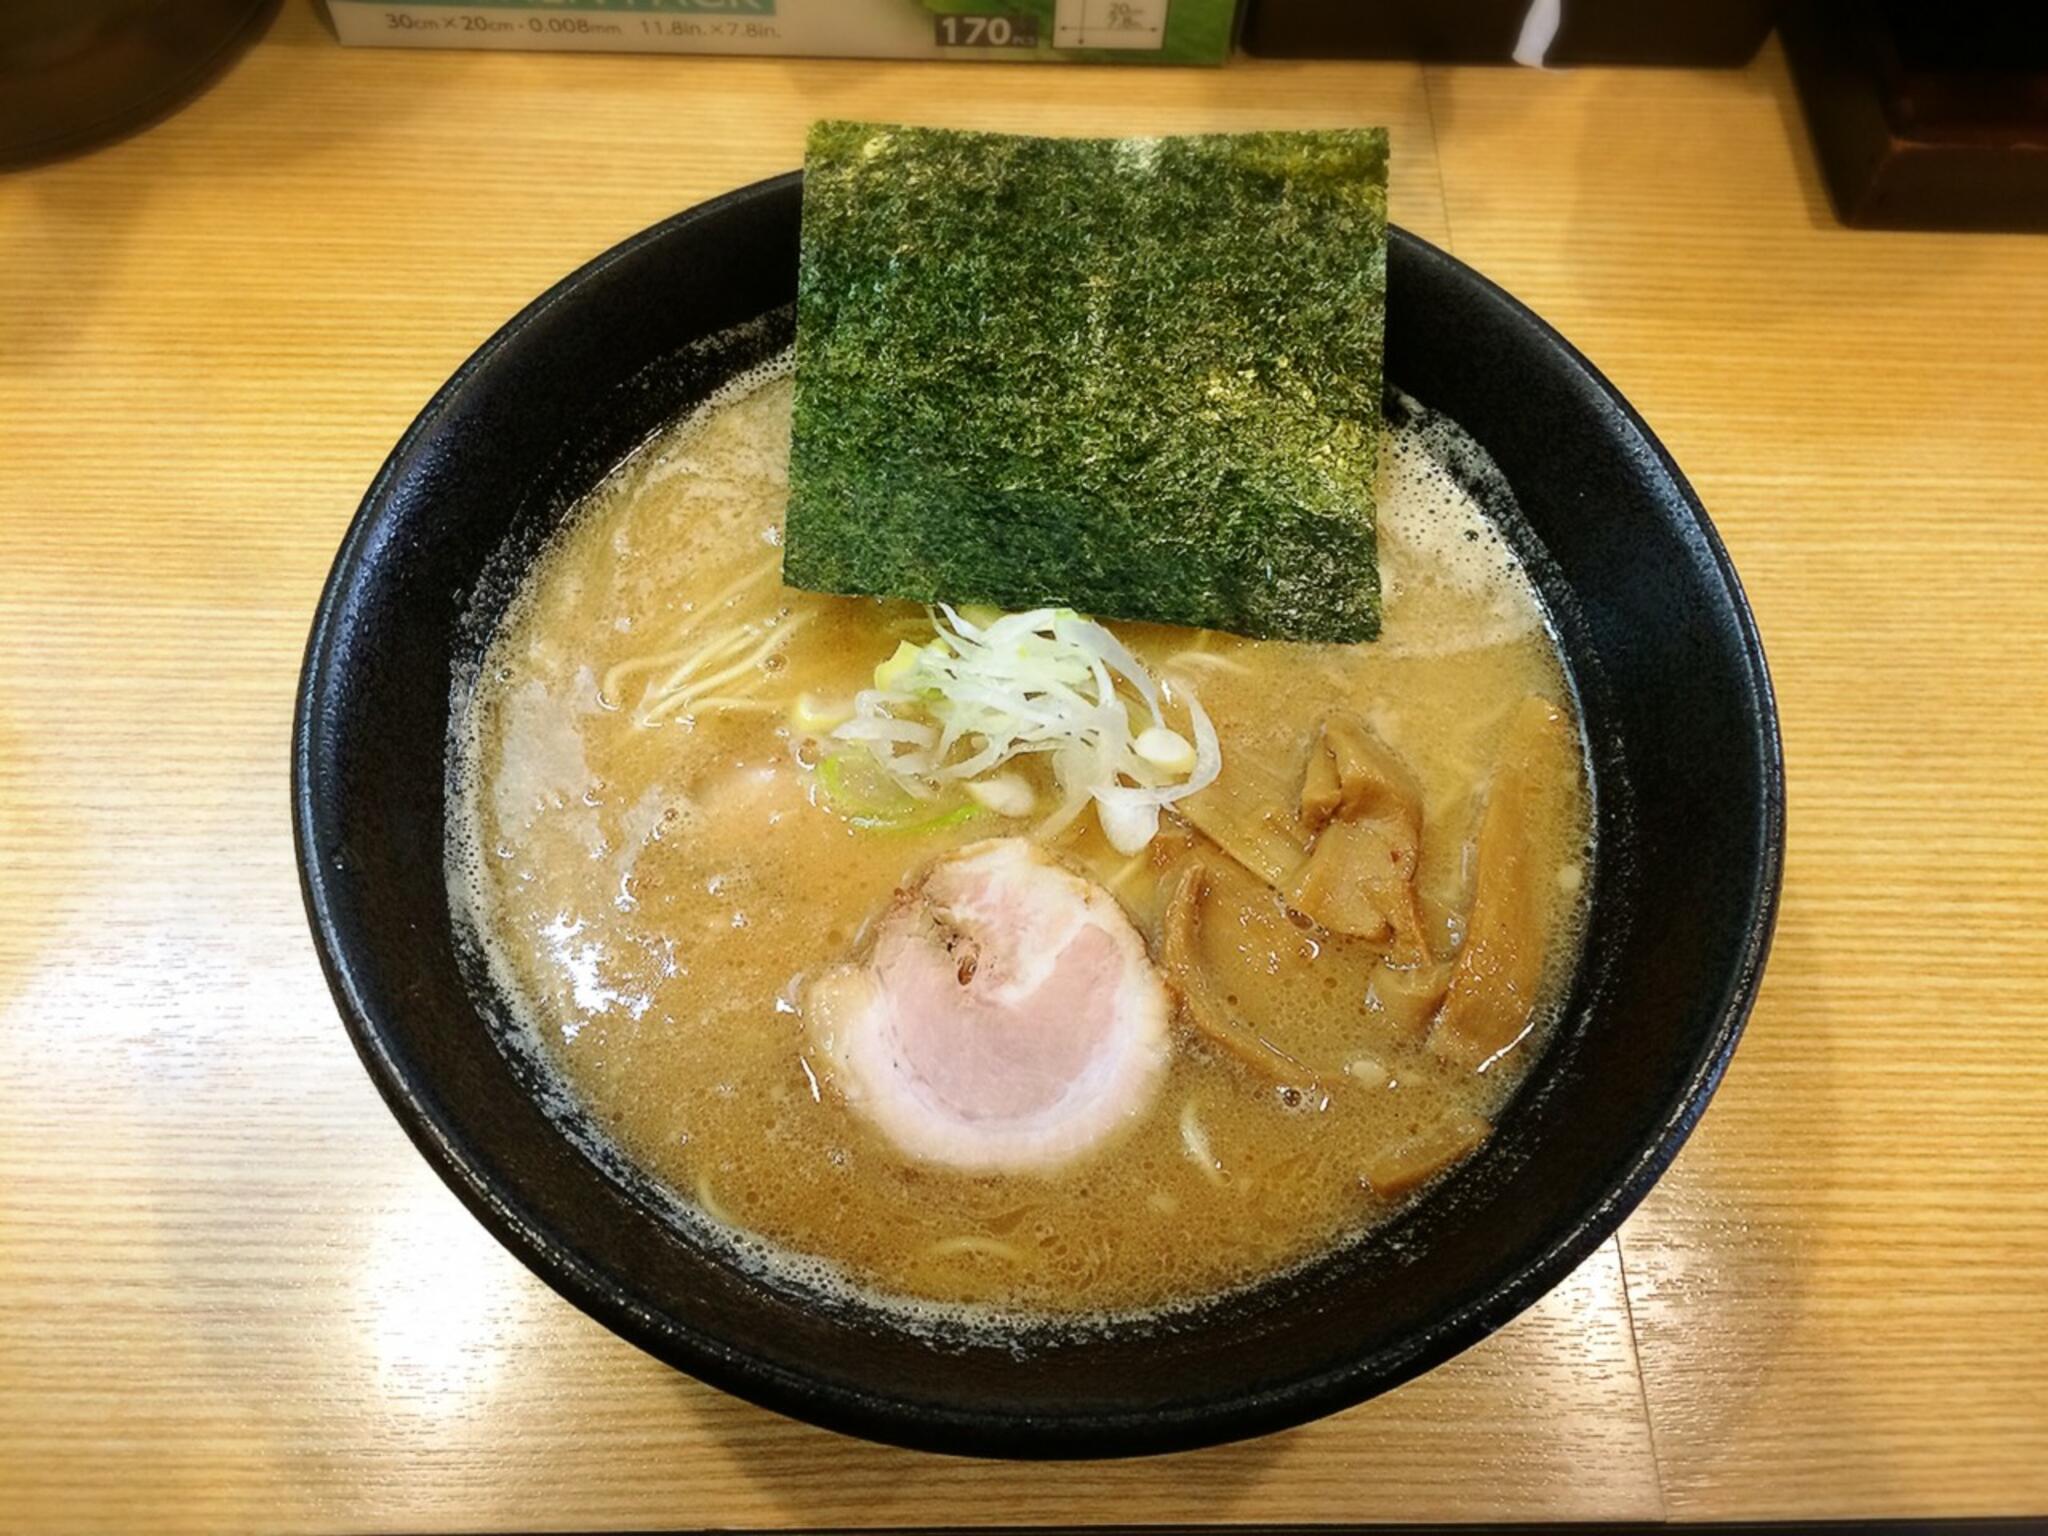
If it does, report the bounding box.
[294,172,1783,1458]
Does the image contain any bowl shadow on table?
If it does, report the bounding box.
[1614,871,1862,1510]
[0,176,145,378]
[673,1239,1662,1521]
[0,0,435,374]
[681,1370,1289,1519]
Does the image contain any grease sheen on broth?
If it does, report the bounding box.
[451,357,1590,1320]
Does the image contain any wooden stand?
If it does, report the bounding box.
[1783,1,2048,230]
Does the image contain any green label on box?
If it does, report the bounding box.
[329,0,1238,62]
[366,0,778,9]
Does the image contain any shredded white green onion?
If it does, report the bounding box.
[831,606,1221,854]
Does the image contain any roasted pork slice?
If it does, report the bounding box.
[808,839,1171,1173]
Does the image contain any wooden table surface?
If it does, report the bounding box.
[4,5,2046,1529]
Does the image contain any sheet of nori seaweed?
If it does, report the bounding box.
[785,121,1388,643]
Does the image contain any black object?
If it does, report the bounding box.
[1783,2,2048,231]
[0,0,280,170]
[1242,0,1776,65]
[294,174,1783,1459]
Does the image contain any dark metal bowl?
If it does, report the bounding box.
[294,172,1782,1458]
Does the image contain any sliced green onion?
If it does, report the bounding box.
[830,605,1220,853]
[791,691,854,734]
[817,750,981,834]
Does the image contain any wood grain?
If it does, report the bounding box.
[1427,50,2048,1519]
[0,1,2042,1526]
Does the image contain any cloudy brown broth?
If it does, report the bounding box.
[450,358,1591,1320]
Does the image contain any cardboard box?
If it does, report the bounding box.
[326,0,1240,63]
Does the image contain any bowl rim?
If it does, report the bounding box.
[293,170,1786,1458]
